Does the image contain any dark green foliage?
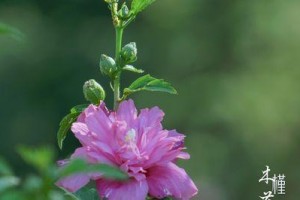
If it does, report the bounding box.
[0,22,24,41]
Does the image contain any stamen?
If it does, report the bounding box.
[125,129,136,142]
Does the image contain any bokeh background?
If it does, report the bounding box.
[1,0,300,199]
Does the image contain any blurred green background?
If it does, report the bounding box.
[1,0,300,199]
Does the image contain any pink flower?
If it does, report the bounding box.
[57,100,198,200]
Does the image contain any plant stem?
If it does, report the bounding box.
[113,27,124,110]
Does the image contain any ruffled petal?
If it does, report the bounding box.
[96,179,148,200]
[176,152,190,160]
[137,106,164,132]
[143,130,187,167]
[70,147,90,160]
[56,174,90,193]
[72,120,117,165]
[71,122,91,146]
[56,147,90,192]
[147,163,198,200]
[117,99,138,125]
[85,107,112,144]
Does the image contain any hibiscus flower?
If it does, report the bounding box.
[57,100,198,200]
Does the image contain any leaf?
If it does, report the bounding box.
[74,187,99,200]
[0,176,20,193]
[0,157,13,176]
[123,65,144,73]
[57,112,79,150]
[70,104,89,114]
[48,190,67,200]
[0,191,25,200]
[88,164,128,180]
[63,186,100,200]
[131,0,157,14]
[58,159,128,180]
[17,146,54,172]
[124,74,177,96]
[0,22,24,41]
[57,104,88,149]
[23,175,43,191]
[58,159,86,177]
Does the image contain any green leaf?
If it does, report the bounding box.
[70,104,89,114]
[63,186,99,200]
[123,65,144,73]
[131,0,157,14]
[49,190,67,200]
[57,112,79,149]
[0,190,25,200]
[23,175,43,191]
[58,104,88,149]
[0,157,13,176]
[0,176,20,193]
[17,146,54,172]
[0,22,24,41]
[58,159,86,177]
[58,159,128,180]
[74,187,99,200]
[124,74,177,96]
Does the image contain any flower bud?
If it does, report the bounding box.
[83,79,106,104]
[118,4,130,19]
[104,0,114,3]
[121,42,137,63]
[99,54,117,77]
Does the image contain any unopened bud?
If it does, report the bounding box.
[118,5,130,19]
[99,54,117,76]
[121,42,137,63]
[104,0,114,3]
[83,79,106,104]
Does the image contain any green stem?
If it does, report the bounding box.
[113,27,124,110]
[115,27,123,61]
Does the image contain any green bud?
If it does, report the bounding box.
[99,54,117,77]
[83,79,106,104]
[121,42,137,63]
[118,4,130,19]
[104,0,116,3]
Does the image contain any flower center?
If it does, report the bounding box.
[125,128,136,143]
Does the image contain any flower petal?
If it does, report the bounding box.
[96,179,148,200]
[55,147,91,192]
[72,122,117,165]
[56,174,90,193]
[117,99,138,125]
[147,163,198,200]
[71,122,91,146]
[138,106,164,132]
[143,130,187,167]
[85,107,112,143]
